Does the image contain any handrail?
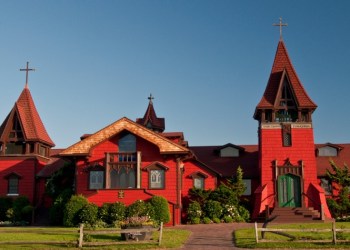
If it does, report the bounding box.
[302,192,321,210]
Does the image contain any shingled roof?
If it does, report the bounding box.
[255,41,317,117]
[0,86,55,146]
[60,117,188,156]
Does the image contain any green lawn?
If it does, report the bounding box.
[234,222,350,249]
[0,227,191,249]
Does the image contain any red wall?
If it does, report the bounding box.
[74,134,218,225]
[0,158,46,205]
[259,126,319,209]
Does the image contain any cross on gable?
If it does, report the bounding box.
[20,62,35,88]
[273,17,288,40]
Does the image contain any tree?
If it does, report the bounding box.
[326,160,350,221]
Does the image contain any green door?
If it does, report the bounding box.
[278,174,301,207]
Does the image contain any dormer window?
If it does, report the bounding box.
[318,145,338,157]
[220,147,239,157]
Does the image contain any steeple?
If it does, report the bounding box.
[254,40,317,123]
[136,94,165,133]
[0,72,55,156]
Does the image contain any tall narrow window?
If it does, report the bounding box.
[150,169,164,189]
[144,162,168,189]
[7,175,19,195]
[282,124,292,147]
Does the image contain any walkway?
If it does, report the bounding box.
[173,223,254,249]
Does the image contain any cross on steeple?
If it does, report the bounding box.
[273,17,288,40]
[20,62,35,88]
[148,93,154,104]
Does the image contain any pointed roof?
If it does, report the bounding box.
[59,117,188,156]
[136,94,165,132]
[0,86,55,146]
[255,41,317,114]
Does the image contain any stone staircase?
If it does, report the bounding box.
[267,207,321,223]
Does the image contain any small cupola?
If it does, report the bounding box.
[136,94,165,133]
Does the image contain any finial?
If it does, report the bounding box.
[148,93,154,104]
[20,62,35,88]
[273,17,288,40]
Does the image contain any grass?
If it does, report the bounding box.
[234,222,350,249]
[0,226,191,249]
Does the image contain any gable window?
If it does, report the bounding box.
[119,134,136,152]
[144,162,169,189]
[89,170,104,189]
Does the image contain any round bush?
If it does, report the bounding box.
[13,196,30,222]
[203,217,211,224]
[109,202,126,223]
[0,197,12,221]
[63,195,89,227]
[238,206,250,222]
[190,217,201,224]
[79,203,98,227]
[187,201,202,223]
[49,189,73,225]
[203,200,222,220]
[223,216,233,223]
[98,203,111,224]
[126,200,149,218]
[212,217,221,223]
[150,196,170,224]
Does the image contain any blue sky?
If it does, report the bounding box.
[0,1,349,148]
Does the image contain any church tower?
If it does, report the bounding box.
[252,21,331,220]
[0,62,55,204]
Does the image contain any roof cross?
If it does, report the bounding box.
[20,62,35,88]
[148,93,154,104]
[273,17,288,40]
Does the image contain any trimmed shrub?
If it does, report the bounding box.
[13,196,30,222]
[49,188,73,225]
[238,205,250,222]
[63,195,89,227]
[109,202,126,224]
[203,200,222,220]
[98,203,111,224]
[202,217,211,224]
[79,203,98,227]
[223,216,233,223]
[149,196,170,224]
[191,217,200,224]
[0,197,12,221]
[212,217,221,223]
[126,200,149,218]
[187,201,202,224]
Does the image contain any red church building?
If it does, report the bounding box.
[0,35,348,225]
